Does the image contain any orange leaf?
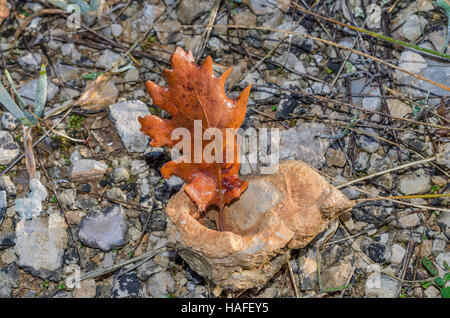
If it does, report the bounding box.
[138,47,251,216]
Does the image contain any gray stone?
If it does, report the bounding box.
[436,143,450,170]
[76,195,99,210]
[54,63,80,83]
[398,51,427,75]
[70,159,108,182]
[18,78,59,104]
[155,19,183,45]
[399,14,428,42]
[124,68,139,83]
[272,52,306,74]
[263,21,313,51]
[338,38,360,63]
[429,29,449,52]
[139,178,150,197]
[246,0,284,15]
[0,285,12,298]
[138,3,165,32]
[275,99,298,119]
[111,23,123,37]
[1,112,19,130]
[420,63,450,100]
[368,153,391,174]
[355,128,379,153]
[432,239,446,256]
[109,100,151,153]
[70,150,82,164]
[1,248,16,264]
[0,131,20,165]
[0,263,20,288]
[130,160,148,175]
[59,189,77,210]
[186,285,208,298]
[136,259,163,281]
[128,227,141,242]
[354,152,370,171]
[437,212,450,240]
[253,84,278,100]
[0,190,5,225]
[362,86,381,112]
[145,271,176,298]
[394,50,450,99]
[78,205,128,251]
[18,52,41,71]
[332,175,360,200]
[15,178,48,220]
[61,43,74,57]
[96,50,124,70]
[0,233,15,251]
[307,82,331,95]
[15,214,68,281]
[435,252,450,277]
[177,0,213,24]
[105,187,126,201]
[102,251,116,268]
[399,168,431,195]
[59,87,80,100]
[279,123,333,169]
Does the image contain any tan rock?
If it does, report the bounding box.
[65,210,86,225]
[166,160,354,291]
[326,148,346,167]
[387,99,412,118]
[72,279,96,298]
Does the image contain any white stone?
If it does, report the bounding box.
[14,178,48,220]
[365,272,399,298]
[390,244,406,265]
[18,52,41,71]
[15,214,68,281]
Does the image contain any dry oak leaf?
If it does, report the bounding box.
[139,47,252,212]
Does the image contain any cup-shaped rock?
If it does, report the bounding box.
[166,160,354,291]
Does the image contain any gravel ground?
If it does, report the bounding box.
[0,0,449,298]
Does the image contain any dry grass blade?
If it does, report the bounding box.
[22,126,36,181]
